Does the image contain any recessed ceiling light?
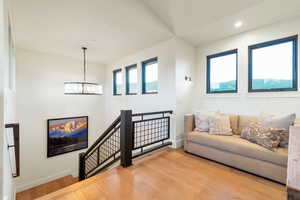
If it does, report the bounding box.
[234,21,243,28]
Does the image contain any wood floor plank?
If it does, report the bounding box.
[19,149,287,200]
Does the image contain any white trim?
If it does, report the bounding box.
[246,92,300,98]
[16,169,76,192]
[202,93,241,98]
[201,92,300,99]
[171,138,183,149]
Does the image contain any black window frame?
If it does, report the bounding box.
[206,49,238,94]
[248,35,298,92]
[142,57,158,94]
[125,64,138,95]
[113,68,122,96]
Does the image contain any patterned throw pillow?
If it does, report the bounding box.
[241,122,281,151]
[194,111,218,132]
[209,114,233,136]
[270,128,289,148]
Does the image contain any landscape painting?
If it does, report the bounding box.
[47,116,88,157]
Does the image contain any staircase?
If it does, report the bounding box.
[78,110,173,181]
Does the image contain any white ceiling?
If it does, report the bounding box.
[11,0,300,64]
[142,0,300,45]
[11,0,173,64]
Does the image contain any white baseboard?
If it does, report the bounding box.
[16,169,77,192]
[172,138,183,149]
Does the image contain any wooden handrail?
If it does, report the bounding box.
[5,123,20,177]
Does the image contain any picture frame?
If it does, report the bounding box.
[47,116,88,157]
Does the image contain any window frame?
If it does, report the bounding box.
[248,35,298,93]
[142,57,158,94]
[125,64,138,95]
[113,68,122,96]
[206,49,238,94]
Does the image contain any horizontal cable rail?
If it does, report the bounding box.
[79,110,173,181]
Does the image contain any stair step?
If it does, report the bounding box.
[16,175,78,200]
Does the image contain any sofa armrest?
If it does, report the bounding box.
[184,114,194,150]
[184,114,194,136]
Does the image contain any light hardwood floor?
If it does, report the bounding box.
[20,148,287,200]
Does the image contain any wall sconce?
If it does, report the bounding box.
[185,76,192,82]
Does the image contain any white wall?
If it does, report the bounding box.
[104,39,177,144]
[192,17,300,116]
[104,38,196,148]
[15,49,106,192]
[174,38,195,147]
[0,0,17,199]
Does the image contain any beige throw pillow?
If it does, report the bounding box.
[209,114,233,135]
[260,113,296,130]
[194,111,218,132]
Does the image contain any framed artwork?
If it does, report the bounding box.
[47,116,88,157]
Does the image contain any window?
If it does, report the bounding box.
[142,57,158,94]
[113,69,122,95]
[207,49,238,93]
[249,35,298,92]
[126,64,138,95]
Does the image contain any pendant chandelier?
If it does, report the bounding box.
[64,47,103,95]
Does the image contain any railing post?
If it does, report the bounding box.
[120,110,133,167]
[79,152,86,181]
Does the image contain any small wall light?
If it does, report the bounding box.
[185,76,192,82]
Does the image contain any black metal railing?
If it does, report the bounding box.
[79,116,121,180]
[132,111,172,158]
[79,110,172,181]
[5,123,20,177]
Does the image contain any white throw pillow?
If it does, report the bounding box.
[259,113,296,130]
[209,113,233,135]
[194,111,218,132]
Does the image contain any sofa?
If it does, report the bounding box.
[184,114,300,184]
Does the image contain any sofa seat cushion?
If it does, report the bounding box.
[187,131,288,166]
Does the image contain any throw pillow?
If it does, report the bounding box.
[194,111,218,132]
[260,113,296,130]
[209,114,233,135]
[270,128,289,148]
[241,122,281,151]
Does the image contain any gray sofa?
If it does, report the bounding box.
[184,114,296,184]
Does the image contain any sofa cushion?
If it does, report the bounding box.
[238,115,258,135]
[228,115,239,135]
[187,131,288,166]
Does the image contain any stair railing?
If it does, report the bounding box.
[79,110,173,181]
[5,123,20,177]
[79,116,121,180]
